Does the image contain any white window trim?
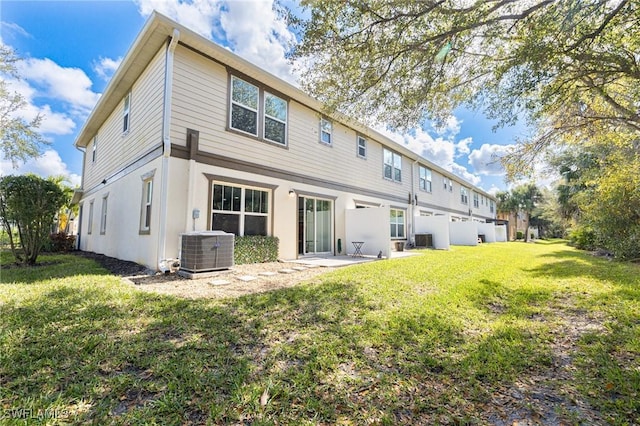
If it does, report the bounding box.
[383,149,402,182]
[87,200,94,235]
[211,182,271,236]
[100,194,108,235]
[461,187,469,205]
[357,135,367,158]
[140,171,155,234]
[390,208,406,239]
[123,92,131,134]
[320,118,332,145]
[263,91,287,145]
[92,136,97,163]
[419,166,432,192]
[229,76,259,137]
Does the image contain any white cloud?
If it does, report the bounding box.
[468,143,510,176]
[4,76,76,135]
[93,56,122,81]
[376,126,482,186]
[135,0,222,39]
[1,21,31,42]
[432,115,461,137]
[0,150,81,188]
[135,0,297,83]
[17,57,100,114]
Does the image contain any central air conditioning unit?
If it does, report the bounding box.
[415,233,434,248]
[180,231,234,273]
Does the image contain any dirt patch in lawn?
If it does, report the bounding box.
[73,251,334,299]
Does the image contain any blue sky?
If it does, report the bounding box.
[1,0,529,193]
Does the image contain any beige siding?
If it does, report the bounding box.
[83,46,166,190]
[171,45,415,200]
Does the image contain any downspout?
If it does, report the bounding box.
[411,159,418,244]
[157,29,180,272]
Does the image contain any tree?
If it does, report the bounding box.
[496,184,542,242]
[292,1,639,175]
[0,174,67,265]
[0,44,48,166]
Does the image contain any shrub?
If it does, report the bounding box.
[569,226,597,251]
[48,232,76,252]
[234,235,279,264]
[516,231,524,240]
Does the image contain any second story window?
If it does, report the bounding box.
[320,118,332,145]
[123,92,131,133]
[228,75,288,146]
[264,92,287,145]
[357,136,367,158]
[490,200,495,213]
[461,187,469,205]
[444,177,453,192]
[230,76,259,136]
[92,136,97,163]
[419,166,432,192]
[473,192,479,208]
[383,149,402,182]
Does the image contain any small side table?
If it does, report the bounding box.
[351,241,364,257]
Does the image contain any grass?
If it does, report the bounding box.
[1,242,639,424]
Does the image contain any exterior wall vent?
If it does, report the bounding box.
[180,231,234,273]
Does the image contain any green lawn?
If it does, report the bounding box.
[1,241,638,424]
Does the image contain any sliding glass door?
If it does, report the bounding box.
[298,196,332,255]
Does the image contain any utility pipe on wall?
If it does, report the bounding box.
[157,29,180,272]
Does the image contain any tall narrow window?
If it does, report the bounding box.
[419,166,432,192]
[92,136,97,163]
[390,209,405,238]
[87,201,94,235]
[141,178,153,232]
[123,93,131,133]
[320,118,332,145]
[443,177,453,192]
[100,195,108,234]
[264,92,287,145]
[230,76,259,136]
[383,149,402,182]
[461,187,469,205]
[490,201,495,213]
[473,192,479,208]
[357,136,367,158]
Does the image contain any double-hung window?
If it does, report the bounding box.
[390,209,405,239]
[229,76,288,145]
[230,76,259,136]
[140,178,153,233]
[87,201,94,235]
[473,192,479,208]
[211,183,269,236]
[92,136,97,163]
[383,149,402,182]
[357,135,367,158]
[123,93,131,133]
[419,166,432,192]
[264,92,287,144]
[100,195,108,235]
[320,118,332,145]
[461,187,469,205]
[490,201,495,213]
[443,177,453,192]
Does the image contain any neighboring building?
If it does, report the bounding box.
[72,12,497,271]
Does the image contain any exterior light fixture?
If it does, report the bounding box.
[288,190,296,198]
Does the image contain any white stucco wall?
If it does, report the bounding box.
[345,206,390,257]
[414,215,451,250]
[477,223,497,243]
[449,221,479,246]
[495,225,507,242]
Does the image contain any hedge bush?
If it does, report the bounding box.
[47,232,76,252]
[234,235,279,265]
[568,226,597,251]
